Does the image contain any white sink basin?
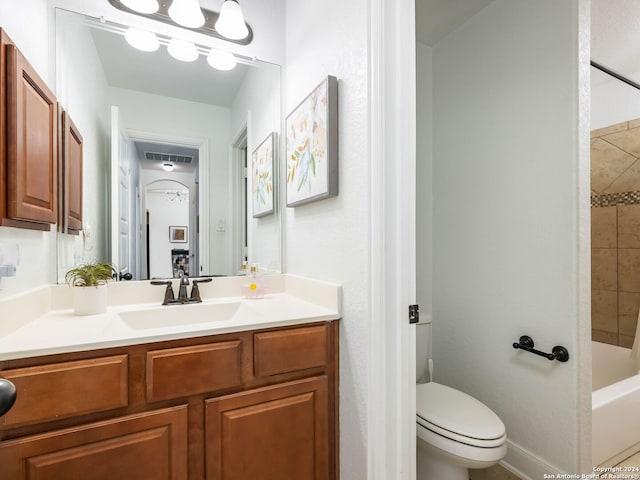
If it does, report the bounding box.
[118,301,242,330]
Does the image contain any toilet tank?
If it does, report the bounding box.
[416,314,432,383]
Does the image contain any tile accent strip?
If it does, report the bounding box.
[591,191,640,208]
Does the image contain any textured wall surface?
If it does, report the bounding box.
[285,0,370,477]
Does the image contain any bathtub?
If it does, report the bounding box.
[592,341,640,466]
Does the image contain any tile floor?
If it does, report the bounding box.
[469,464,520,480]
[465,450,640,480]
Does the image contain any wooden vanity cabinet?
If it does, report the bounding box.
[0,321,339,480]
[0,29,58,231]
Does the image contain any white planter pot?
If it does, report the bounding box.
[73,284,108,316]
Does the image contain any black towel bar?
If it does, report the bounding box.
[512,335,569,362]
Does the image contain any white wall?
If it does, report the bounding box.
[416,42,433,382]
[284,0,369,477]
[55,9,110,279]
[108,87,232,275]
[430,0,589,476]
[230,63,281,272]
[591,69,640,129]
[0,0,52,84]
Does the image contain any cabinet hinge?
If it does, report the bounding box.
[409,304,419,324]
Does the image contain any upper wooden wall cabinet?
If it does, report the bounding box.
[61,110,83,233]
[0,29,59,231]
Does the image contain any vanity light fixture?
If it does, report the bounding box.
[167,38,199,62]
[168,0,205,29]
[162,163,175,172]
[124,27,160,52]
[207,49,237,71]
[108,0,253,45]
[121,0,159,14]
[215,0,249,40]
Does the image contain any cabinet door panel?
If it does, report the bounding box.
[0,405,188,480]
[62,111,83,232]
[205,376,329,480]
[0,355,128,428]
[254,324,328,377]
[147,341,242,402]
[6,44,57,226]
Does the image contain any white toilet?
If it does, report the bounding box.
[416,318,507,480]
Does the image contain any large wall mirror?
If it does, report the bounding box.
[55,8,282,281]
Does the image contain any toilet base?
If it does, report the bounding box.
[417,444,468,480]
[416,435,505,480]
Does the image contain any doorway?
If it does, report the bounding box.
[110,108,209,279]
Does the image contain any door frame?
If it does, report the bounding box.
[229,120,249,273]
[368,0,417,478]
[125,128,210,276]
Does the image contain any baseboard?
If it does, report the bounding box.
[502,439,567,480]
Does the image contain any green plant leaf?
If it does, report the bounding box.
[65,262,114,287]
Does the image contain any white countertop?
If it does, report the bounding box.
[0,275,341,361]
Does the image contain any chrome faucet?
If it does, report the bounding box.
[151,275,212,305]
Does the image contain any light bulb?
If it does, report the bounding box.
[168,0,205,28]
[162,163,175,172]
[121,0,159,14]
[207,49,236,71]
[167,38,199,62]
[124,28,160,52]
[215,0,249,40]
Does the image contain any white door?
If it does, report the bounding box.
[110,106,132,277]
[117,131,131,277]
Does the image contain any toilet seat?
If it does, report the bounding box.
[416,382,506,448]
[417,415,506,448]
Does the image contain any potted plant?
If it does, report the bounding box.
[65,262,114,315]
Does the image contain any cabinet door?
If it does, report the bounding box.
[5,44,57,227]
[61,110,83,233]
[205,376,329,480]
[0,405,188,480]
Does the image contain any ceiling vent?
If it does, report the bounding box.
[145,151,193,164]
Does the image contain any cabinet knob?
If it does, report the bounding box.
[0,378,17,417]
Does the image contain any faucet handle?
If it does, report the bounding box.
[190,281,203,303]
[151,280,176,305]
[189,278,212,303]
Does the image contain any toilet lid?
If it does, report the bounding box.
[416,382,505,441]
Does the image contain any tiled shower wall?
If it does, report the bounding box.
[591,204,640,347]
[591,119,640,347]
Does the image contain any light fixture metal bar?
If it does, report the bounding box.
[107,0,253,45]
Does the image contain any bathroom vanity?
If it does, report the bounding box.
[0,275,340,480]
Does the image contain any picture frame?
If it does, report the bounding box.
[169,225,188,243]
[286,75,338,207]
[252,132,276,218]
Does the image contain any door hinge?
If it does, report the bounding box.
[409,304,419,324]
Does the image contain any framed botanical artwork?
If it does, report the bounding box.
[252,132,276,218]
[286,75,338,207]
[169,225,188,243]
